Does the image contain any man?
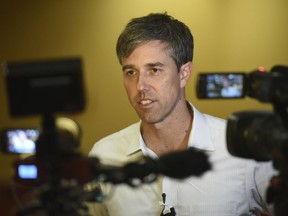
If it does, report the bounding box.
[88,12,275,216]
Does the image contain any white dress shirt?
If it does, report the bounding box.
[88,103,276,216]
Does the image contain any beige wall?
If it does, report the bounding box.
[0,0,287,183]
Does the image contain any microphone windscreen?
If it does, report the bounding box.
[157,148,211,179]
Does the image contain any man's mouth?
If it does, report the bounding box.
[140,99,153,105]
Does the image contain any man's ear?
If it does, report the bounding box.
[180,61,192,88]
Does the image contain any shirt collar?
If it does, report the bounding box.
[188,103,215,151]
[126,102,215,157]
[126,122,142,156]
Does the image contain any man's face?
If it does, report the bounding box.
[121,40,186,125]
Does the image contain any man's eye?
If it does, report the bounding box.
[125,70,136,76]
[151,68,160,74]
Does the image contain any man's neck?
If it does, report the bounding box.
[140,103,193,156]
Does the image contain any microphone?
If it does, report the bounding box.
[13,148,210,187]
[96,148,211,186]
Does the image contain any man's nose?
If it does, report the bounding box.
[137,72,150,91]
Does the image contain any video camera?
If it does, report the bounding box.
[1,57,87,182]
[0,57,98,215]
[196,65,288,162]
[196,65,288,216]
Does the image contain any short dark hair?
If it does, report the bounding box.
[116,12,194,71]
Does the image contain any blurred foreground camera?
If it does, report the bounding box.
[2,57,87,181]
[197,65,288,161]
[1,57,90,215]
[197,65,288,216]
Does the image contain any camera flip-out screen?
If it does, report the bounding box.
[2,58,85,116]
[196,72,246,99]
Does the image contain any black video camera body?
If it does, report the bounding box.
[196,65,288,162]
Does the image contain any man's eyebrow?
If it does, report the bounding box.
[122,64,134,71]
[122,62,164,71]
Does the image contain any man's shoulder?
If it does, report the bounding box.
[204,113,227,125]
[97,122,140,143]
[190,102,227,130]
[88,122,141,164]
